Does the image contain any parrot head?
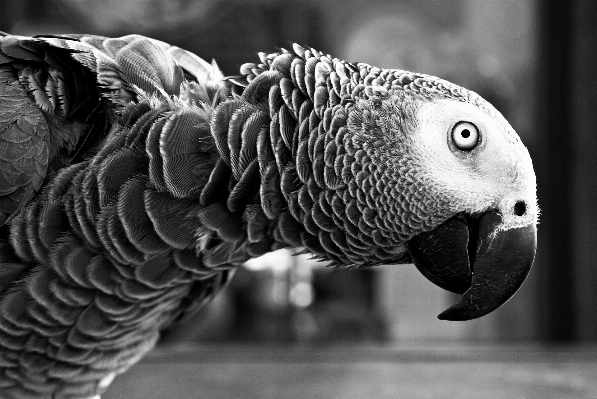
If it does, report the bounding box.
[346,74,537,321]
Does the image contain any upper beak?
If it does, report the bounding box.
[406,211,537,321]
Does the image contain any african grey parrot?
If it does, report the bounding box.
[0,33,537,398]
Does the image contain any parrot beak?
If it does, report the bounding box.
[406,211,536,321]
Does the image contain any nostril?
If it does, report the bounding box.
[514,201,526,216]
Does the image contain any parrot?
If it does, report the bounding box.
[0,33,537,398]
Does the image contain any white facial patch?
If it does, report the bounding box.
[412,99,537,227]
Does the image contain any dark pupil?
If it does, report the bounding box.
[461,129,470,139]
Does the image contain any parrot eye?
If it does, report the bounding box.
[451,121,479,151]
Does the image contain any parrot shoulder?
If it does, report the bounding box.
[0,33,224,226]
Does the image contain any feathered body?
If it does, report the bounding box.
[0,34,537,398]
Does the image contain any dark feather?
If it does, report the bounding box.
[227,158,259,212]
[118,176,169,254]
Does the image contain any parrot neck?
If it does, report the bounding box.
[202,61,410,268]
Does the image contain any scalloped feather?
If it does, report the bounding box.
[118,176,169,254]
[160,109,214,198]
[143,190,199,249]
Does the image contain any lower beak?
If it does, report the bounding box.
[406,211,536,321]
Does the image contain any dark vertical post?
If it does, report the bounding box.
[535,0,597,342]
[570,0,597,340]
[533,0,576,341]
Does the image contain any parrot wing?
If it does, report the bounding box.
[0,33,220,225]
[0,33,232,398]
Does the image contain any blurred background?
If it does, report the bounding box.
[1,0,596,397]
